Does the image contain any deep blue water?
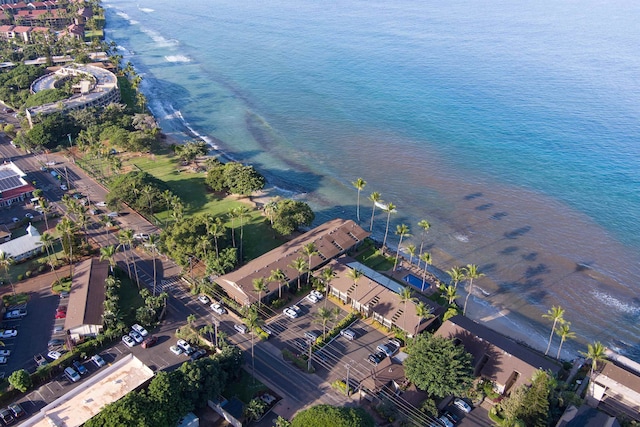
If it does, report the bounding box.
[103,0,640,361]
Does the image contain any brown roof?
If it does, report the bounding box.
[600,362,640,393]
[0,25,14,32]
[65,258,108,329]
[216,218,369,305]
[436,315,560,392]
[11,26,31,33]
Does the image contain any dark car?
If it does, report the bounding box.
[48,338,65,348]
[190,348,207,361]
[367,351,386,366]
[141,335,158,349]
[0,408,14,425]
[8,403,25,419]
[73,360,88,375]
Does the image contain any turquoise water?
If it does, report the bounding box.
[103,0,640,360]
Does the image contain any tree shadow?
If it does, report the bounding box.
[503,226,532,240]
[500,246,519,255]
[464,192,483,200]
[475,203,493,211]
[491,212,508,220]
[524,263,550,279]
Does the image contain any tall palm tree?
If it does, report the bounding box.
[556,322,576,360]
[381,202,397,251]
[314,306,334,338]
[399,286,416,333]
[207,217,225,258]
[447,266,465,290]
[368,191,382,232]
[118,229,140,288]
[419,252,432,291]
[243,307,264,384]
[581,341,607,394]
[39,199,50,231]
[302,242,318,284]
[414,301,435,337]
[56,217,77,276]
[198,235,211,260]
[99,245,117,273]
[40,232,59,279]
[347,268,363,309]
[542,305,565,356]
[417,219,431,263]
[117,229,133,282]
[393,223,411,271]
[227,207,239,248]
[269,268,287,299]
[236,205,250,263]
[462,264,484,316]
[320,266,336,306]
[352,178,366,222]
[147,234,159,296]
[0,252,15,295]
[290,257,308,292]
[406,244,416,267]
[444,285,459,305]
[252,277,268,308]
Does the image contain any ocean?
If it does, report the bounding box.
[102,0,640,361]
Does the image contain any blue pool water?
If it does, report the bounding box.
[403,274,428,292]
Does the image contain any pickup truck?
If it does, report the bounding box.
[34,354,48,367]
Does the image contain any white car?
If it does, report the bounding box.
[438,416,454,427]
[177,339,194,355]
[0,356,7,364]
[453,398,472,413]
[60,184,67,191]
[134,233,150,241]
[47,350,62,360]
[122,335,136,347]
[306,293,320,304]
[129,330,144,343]
[210,303,226,315]
[170,345,183,356]
[91,354,106,367]
[234,324,248,334]
[131,324,148,337]
[0,329,17,338]
[0,350,10,357]
[25,212,33,219]
[283,307,299,319]
[96,201,107,207]
[3,309,26,319]
[311,290,324,300]
[197,295,210,304]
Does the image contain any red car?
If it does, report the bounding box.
[55,309,67,319]
[141,335,158,349]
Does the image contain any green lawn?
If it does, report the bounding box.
[223,369,268,403]
[114,269,144,325]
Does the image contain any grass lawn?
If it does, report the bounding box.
[355,244,395,271]
[114,268,145,325]
[223,369,268,404]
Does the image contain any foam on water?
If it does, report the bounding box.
[590,290,640,315]
[164,55,190,63]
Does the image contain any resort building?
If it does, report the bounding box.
[435,315,560,395]
[0,223,42,261]
[587,361,640,422]
[65,258,109,340]
[25,63,120,128]
[215,218,369,306]
[0,162,35,207]
[323,257,442,336]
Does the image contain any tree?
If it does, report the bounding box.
[368,191,382,232]
[290,256,308,292]
[147,234,159,296]
[118,229,138,287]
[417,219,431,263]
[99,245,117,273]
[346,268,363,309]
[244,398,267,422]
[542,306,565,356]
[269,268,287,299]
[406,243,416,267]
[462,264,484,316]
[404,333,473,397]
[443,285,459,305]
[314,307,334,338]
[302,242,318,284]
[499,370,551,427]
[252,277,268,308]
[291,404,374,427]
[271,199,314,236]
[381,202,397,251]
[419,252,432,291]
[393,223,411,271]
[399,286,416,333]
[8,369,32,392]
[40,232,59,279]
[0,252,15,295]
[243,306,263,384]
[581,341,607,394]
[320,266,336,306]
[556,322,576,360]
[414,301,434,336]
[56,216,78,275]
[352,178,366,222]
[234,205,250,262]
[447,266,465,289]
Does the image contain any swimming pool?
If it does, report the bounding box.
[403,273,427,291]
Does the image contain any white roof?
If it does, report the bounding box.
[0,224,41,258]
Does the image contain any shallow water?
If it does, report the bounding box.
[103,0,640,361]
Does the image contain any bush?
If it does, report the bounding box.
[17,274,23,281]
[25,271,32,278]
[282,348,315,373]
[8,369,31,392]
[38,265,46,273]
[331,380,350,396]
[270,298,287,309]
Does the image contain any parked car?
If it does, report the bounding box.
[234,324,248,334]
[443,411,459,424]
[141,335,158,348]
[0,329,17,338]
[0,350,10,357]
[128,330,144,343]
[197,295,210,304]
[47,351,62,360]
[73,360,88,375]
[0,356,7,365]
[133,233,150,240]
[453,398,472,413]
[55,309,66,319]
[283,306,300,319]
[34,354,48,367]
[50,170,59,178]
[367,351,386,366]
[177,339,194,355]
[170,345,183,356]
[210,303,227,315]
[190,348,207,361]
[48,338,65,348]
[311,290,324,300]
[438,415,454,427]
[3,309,26,320]
[306,293,320,303]
[91,354,106,368]
[376,339,401,357]
[131,324,148,337]
[107,212,119,218]
[60,184,67,191]
[122,335,136,347]
[340,328,357,340]
[0,408,14,425]
[96,201,107,207]
[59,291,69,299]
[8,403,26,419]
[64,367,80,383]
[304,331,318,342]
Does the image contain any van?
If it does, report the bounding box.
[304,331,318,342]
[234,324,248,334]
[64,367,80,383]
[107,212,119,218]
[50,171,59,178]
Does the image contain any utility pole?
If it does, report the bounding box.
[307,339,313,372]
[345,360,353,397]
[64,166,70,190]
[212,317,220,349]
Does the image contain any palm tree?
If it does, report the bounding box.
[419,252,432,291]
[414,301,435,337]
[302,242,318,284]
[118,229,140,288]
[581,341,607,394]
[320,266,336,306]
[99,245,117,273]
[252,277,268,308]
[406,244,416,267]
[556,322,576,360]
[399,286,416,333]
[417,219,431,263]
[368,191,382,232]
[290,257,308,292]
[207,217,225,258]
[443,285,459,305]
[227,207,239,248]
[269,268,287,299]
[243,307,264,383]
[462,264,484,316]
[542,305,565,356]
[381,202,397,251]
[39,199,50,231]
[393,223,411,271]
[314,307,334,338]
[198,235,211,260]
[236,205,250,263]
[0,252,15,295]
[447,266,465,290]
[118,229,133,283]
[352,178,367,222]
[147,234,159,296]
[40,232,59,279]
[56,217,77,276]
[347,268,363,309]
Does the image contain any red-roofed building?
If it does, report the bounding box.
[15,8,69,29]
[0,162,35,207]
